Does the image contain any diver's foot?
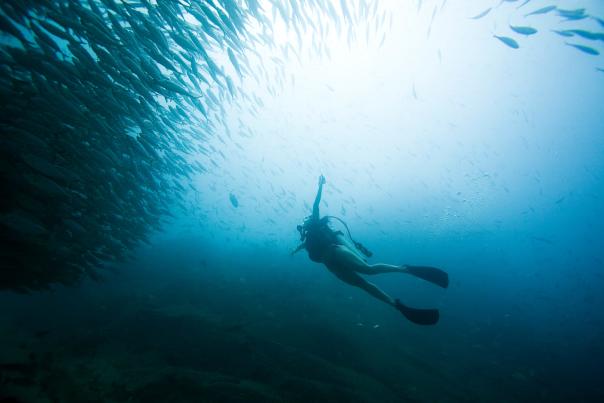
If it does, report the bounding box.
[395,299,439,325]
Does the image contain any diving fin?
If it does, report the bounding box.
[404,265,449,288]
[395,299,439,325]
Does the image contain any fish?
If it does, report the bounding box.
[470,8,491,20]
[227,47,243,77]
[510,25,537,35]
[517,0,532,9]
[557,8,587,21]
[565,42,600,56]
[551,30,575,38]
[229,193,239,208]
[225,75,236,97]
[0,210,48,236]
[563,30,604,41]
[525,5,556,17]
[493,35,519,49]
[0,12,32,45]
[597,67,604,73]
[427,5,437,37]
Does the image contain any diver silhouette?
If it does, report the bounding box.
[292,175,448,325]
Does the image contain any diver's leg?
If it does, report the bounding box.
[357,263,449,288]
[327,245,449,288]
[323,245,395,306]
[323,246,440,325]
[328,244,408,275]
[331,268,395,306]
[354,263,408,275]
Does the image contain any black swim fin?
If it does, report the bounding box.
[404,265,449,288]
[395,299,439,325]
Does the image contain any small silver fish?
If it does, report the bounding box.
[470,7,491,19]
[525,5,556,17]
[494,35,519,49]
[510,25,537,35]
[565,42,600,55]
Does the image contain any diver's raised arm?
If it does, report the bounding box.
[312,174,326,219]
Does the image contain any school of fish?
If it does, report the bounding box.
[0,0,601,292]
[0,0,385,291]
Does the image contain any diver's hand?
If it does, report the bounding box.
[291,243,305,256]
[319,174,326,186]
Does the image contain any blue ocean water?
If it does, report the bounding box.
[1,0,603,401]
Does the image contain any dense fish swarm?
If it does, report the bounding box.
[0,0,379,291]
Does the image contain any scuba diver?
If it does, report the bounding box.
[292,175,449,325]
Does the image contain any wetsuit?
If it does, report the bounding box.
[302,217,342,263]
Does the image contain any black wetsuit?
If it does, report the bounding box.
[303,217,341,263]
